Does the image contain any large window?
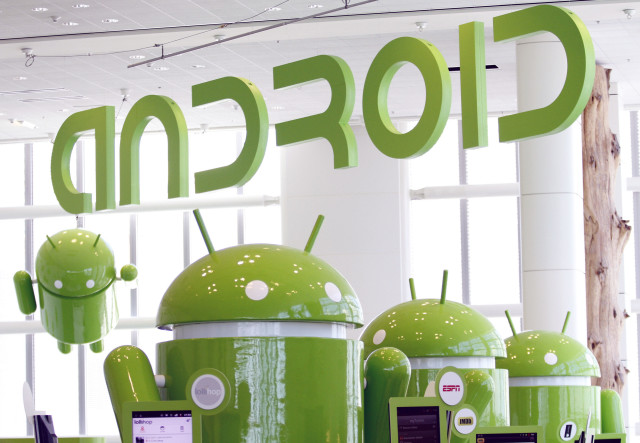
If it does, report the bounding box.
[0,127,280,438]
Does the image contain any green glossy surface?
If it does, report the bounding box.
[120,264,138,281]
[274,55,357,169]
[509,385,601,443]
[193,77,268,193]
[363,37,451,159]
[39,283,117,345]
[17,229,122,348]
[464,369,495,417]
[52,106,115,214]
[364,347,411,443]
[14,270,36,314]
[493,5,595,142]
[157,244,363,328]
[408,368,510,428]
[496,331,600,377]
[459,21,488,149]
[104,346,161,437]
[601,389,625,434]
[360,299,505,358]
[119,95,189,205]
[157,337,363,442]
[36,230,115,297]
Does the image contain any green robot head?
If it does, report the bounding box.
[496,311,600,378]
[36,229,116,297]
[157,213,363,330]
[360,275,505,359]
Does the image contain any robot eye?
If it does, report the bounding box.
[86,279,95,289]
[544,352,558,365]
[54,280,63,289]
[324,282,342,302]
[245,280,269,300]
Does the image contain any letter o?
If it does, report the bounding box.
[363,37,452,159]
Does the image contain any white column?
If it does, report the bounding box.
[280,124,410,333]
[517,35,587,342]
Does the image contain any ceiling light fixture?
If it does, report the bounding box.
[623,8,636,19]
[308,4,324,9]
[265,6,282,12]
[9,119,37,129]
[192,64,206,69]
[153,66,169,71]
[129,54,146,60]
[62,21,79,26]
[102,18,119,23]
[13,76,27,81]
[213,34,225,41]
[415,21,427,32]
[72,4,90,8]
[31,7,48,12]
[271,105,285,111]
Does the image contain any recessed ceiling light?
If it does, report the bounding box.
[129,54,146,60]
[31,7,48,12]
[271,105,285,111]
[72,4,90,8]
[9,119,37,129]
[265,6,282,11]
[308,4,324,9]
[192,64,206,69]
[58,108,70,113]
[153,66,169,71]
[213,34,225,41]
[13,76,27,81]
[62,21,79,26]
[102,18,119,23]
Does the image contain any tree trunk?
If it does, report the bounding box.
[582,65,631,394]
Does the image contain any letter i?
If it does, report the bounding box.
[459,21,488,149]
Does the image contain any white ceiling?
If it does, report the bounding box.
[0,0,639,140]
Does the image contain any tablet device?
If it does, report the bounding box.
[389,397,448,443]
[593,434,626,443]
[474,426,542,443]
[123,401,197,443]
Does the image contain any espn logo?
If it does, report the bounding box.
[442,385,461,392]
[457,417,474,426]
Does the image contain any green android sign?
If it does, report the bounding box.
[51,5,594,215]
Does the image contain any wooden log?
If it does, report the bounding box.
[582,65,631,394]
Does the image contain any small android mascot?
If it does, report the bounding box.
[360,273,509,443]
[14,229,137,353]
[497,311,625,442]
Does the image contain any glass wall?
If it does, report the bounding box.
[0,126,280,438]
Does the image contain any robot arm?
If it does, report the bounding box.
[14,270,36,315]
[119,264,138,282]
[463,369,495,418]
[364,347,411,443]
[104,346,161,439]
[601,389,625,434]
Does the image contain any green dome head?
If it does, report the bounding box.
[35,229,116,297]
[496,311,600,377]
[360,275,505,359]
[360,298,506,359]
[156,212,363,329]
